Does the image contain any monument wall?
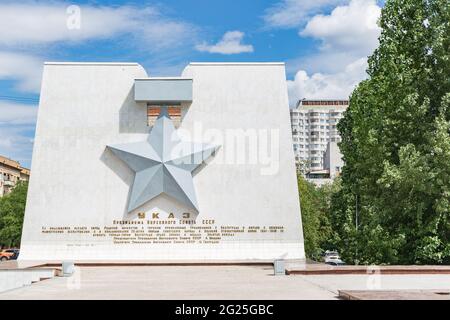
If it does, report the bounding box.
[19,62,304,261]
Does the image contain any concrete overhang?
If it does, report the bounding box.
[134,77,193,104]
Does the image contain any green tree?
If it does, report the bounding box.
[333,0,450,264]
[0,181,28,248]
[298,175,335,260]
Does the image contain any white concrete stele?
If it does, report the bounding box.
[20,62,304,261]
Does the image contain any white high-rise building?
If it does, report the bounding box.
[290,99,348,173]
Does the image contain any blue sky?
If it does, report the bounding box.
[0,0,383,168]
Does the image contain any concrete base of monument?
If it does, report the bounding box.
[19,260,275,266]
[18,242,305,261]
[11,258,308,268]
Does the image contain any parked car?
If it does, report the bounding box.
[323,250,339,259]
[325,260,346,266]
[0,249,20,261]
[324,250,345,265]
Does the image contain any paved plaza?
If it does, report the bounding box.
[1,265,450,300]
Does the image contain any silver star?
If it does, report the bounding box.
[107,108,219,213]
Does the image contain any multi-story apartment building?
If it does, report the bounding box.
[0,155,30,197]
[304,141,345,185]
[290,99,348,181]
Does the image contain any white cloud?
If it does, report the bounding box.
[196,31,254,55]
[287,0,381,104]
[287,58,367,106]
[0,102,38,125]
[0,2,196,50]
[263,0,345,28]
[0,125,35,167]
[0,51,43,92]
[0,101,37,167]
[301,0,381,55]
[0,2,198,94]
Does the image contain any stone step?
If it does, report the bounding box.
[0,268,56,293]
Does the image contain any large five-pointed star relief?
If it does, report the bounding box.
[107,108,219,213]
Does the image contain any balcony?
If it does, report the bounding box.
[3,180,14,187]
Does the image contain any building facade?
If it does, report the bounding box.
[0,155,30,197]
[305,142,344,186]
[290,99,348,184]
[323,141,344,179]
[290,99,348,168]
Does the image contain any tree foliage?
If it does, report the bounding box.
[298,175,335,260]
[0,181,28,248]
[333,0,450,264]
